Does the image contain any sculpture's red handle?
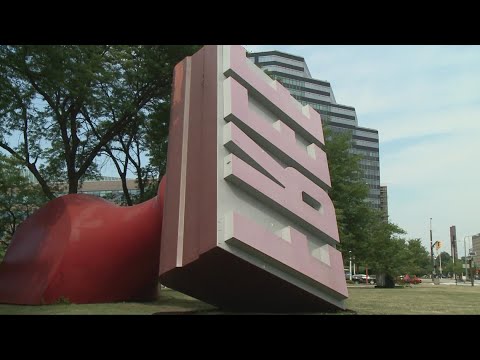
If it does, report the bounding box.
[0,177,166,305]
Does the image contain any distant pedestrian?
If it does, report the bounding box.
[404,274,411,287]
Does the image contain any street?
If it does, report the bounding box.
[423,277,480,286]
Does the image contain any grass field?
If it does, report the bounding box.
[1,283,480,315]
[345,283,480,314]
[0,288,215,315]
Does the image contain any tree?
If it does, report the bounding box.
[441,251,451,263]
[323,127,372,262]
[144,101,171,181]
[91,46,200,205]
[404,238,431,276]
[363,214,408,287]
[323,127,414,287]
[444,259,464,278]
[0,45,201,200]
[0,154,48,260]
[97,116,151,206]
[101,101,170,205]
[432,251,451,276]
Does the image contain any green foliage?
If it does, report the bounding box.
[145,101,171,180]
[0,154,48,259]
[362,216,407,275]
[0,45,201,200]
[444,258,464,276]
[404,239,431,275]
[98,46,200,205]
[324,128,430,279]
[324,127,374,263]
[437,251,451,267]
[54,296,71,305]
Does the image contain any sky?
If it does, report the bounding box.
[244,45,480,254]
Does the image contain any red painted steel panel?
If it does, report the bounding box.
[182,45,218,264]
[0,178,166,304]
[159,58,189,275]
[160,46,218,272]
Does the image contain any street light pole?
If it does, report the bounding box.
[470,257,474,287]
[349,251,352,281]
[439,250,442,275]
[464,236,469,280]
[453,250,456,284]
[430,218,435,280]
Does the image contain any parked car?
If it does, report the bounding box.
[352,274,376,284]
[401,274,422,285]
[410,276,422,284]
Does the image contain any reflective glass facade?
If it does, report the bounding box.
[380,185,388,221]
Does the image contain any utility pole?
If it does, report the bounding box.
[430,218,435,280]
[450,226,457,281]
[349,251,352,281]
[464,236,468,281]
[470,257,474,287]
[454,255,457,285]
[439,250,442,275]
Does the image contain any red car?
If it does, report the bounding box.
[410,276,422,284]
[403,275,422,285]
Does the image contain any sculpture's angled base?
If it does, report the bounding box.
[160,247,342,313]
[0,179,165,305]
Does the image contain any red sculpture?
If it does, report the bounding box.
[160,45,347,312]
[0,177,166,305]
[0,45,347,311]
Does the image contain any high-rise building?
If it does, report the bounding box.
[472,233,480,268]
[450,226,458,260]
[380,185,388,221]
[247,50,381,209]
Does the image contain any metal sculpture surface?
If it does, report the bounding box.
[0,178,165,304]
[0,45,347,311]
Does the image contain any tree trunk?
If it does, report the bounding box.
[376,273,395,288]
[68,177,78,194]
[120,175,133,206]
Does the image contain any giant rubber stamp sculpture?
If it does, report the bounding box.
[0,45,347,311]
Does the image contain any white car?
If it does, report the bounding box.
[352,274,376,284]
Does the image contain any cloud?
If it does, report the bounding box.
[374,105,480,144]
[382,132,477,187]
[382,130,480,249]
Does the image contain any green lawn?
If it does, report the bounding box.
[1,283,480,315]
[0,288,215,315]
[345,283,480,314]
